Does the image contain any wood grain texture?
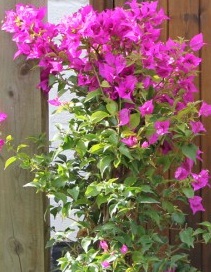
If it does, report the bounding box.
[200,0,211,271]
[114,0,126,7]
[89,0,114,11]
[158,0,168,42]
[0,1,49,271]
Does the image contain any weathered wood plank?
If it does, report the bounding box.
[114,0,126,7]
[158,0,168,42]
[168,0,202,270]
[89,0,114,11]
[200,0,211,271]
[0,0,49,271]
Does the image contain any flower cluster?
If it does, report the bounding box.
[0,112,7,150]
[2,0,209,214]
[99,240,128,269]
[3,1,211,271]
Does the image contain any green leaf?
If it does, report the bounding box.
[89,143,105,154]
[193,228,205,236]
[119,145,133,160]
[81,237,92,253]
[179,228,194,248]
[17,144,28,152]
[101,80,110,88]
[132,251,143,262]
[84,89,101,102]
[98,155,113,177]
[203,233,211,244]
[171,254,187,263]
[23,182,36,188]
[124,176,137,186]
[182,187,194,198]
[85,183,101,197]
[181,144,198,162]
[75,140,88,157]
[130,113,140,130]
[96,194,108,208]
[157,156,172,172]
[106,100,118,115]
[172,212,186,225]
[5,156,17,169]
[90,111,109,123]
[162,201,175,213]
[138,196,159,204]
[49,74,57,86]
[54,192,67,204]
[45,238,56,248]
[67,186,80,201]
[199,221,211,228]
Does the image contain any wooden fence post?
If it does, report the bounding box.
[0,0,49,271]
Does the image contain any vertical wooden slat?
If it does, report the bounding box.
[158,0,168,42]
[114,0,145,6]
[0,1,49,271]
[200,0,211,271]
[89,0,114,11]
[167,0,202,270]
[114,0,126,6]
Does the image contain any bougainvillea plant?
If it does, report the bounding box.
[2,1,211,271]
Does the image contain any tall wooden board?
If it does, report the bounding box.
[0,0,49,271]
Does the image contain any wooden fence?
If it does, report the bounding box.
[1,0,211,271]
[91,1,211,271]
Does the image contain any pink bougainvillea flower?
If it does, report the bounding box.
[139,99,154,117]
[0,139,5,150]
[174,166,189,181]
[175,157,194,181]
[121,136,138,147]
[119,108,130,126]
[101,261,110,268]
[182,157,194,173]
[120,244,128,254]
[154,120,170,136]
[190,121,206,134]
[161,140,172,154]
[116,75,137,100]
[99,240,108,252]
[99,53,126,83]
[192,169,209,191]
[48,97,61,106]
[141,141,149,148]
[189,196,205,214]
[190,33,204,51]
[0,113,7,122]
[148,133,158,145]
[199,102,211,117]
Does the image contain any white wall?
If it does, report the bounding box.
[48,0,89,238]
